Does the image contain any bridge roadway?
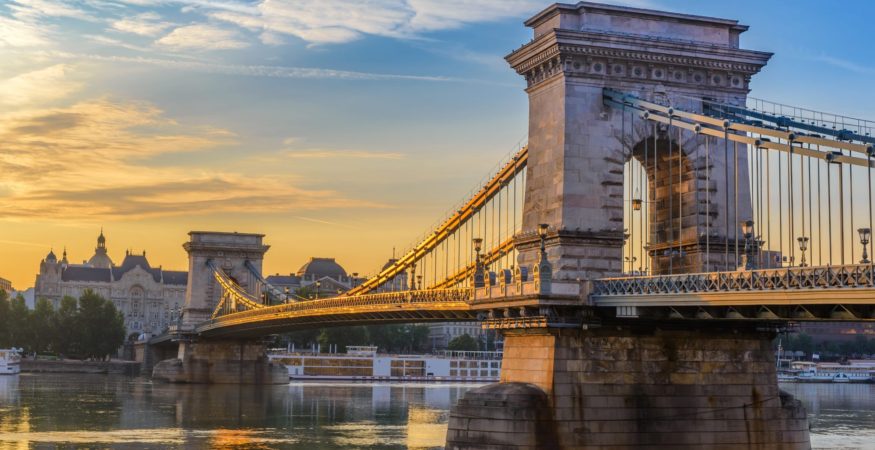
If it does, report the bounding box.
[155,262,875,343]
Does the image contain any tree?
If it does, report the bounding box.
[0,290,9,347]
[53,296,81,357]
[77,290,125,359]
[318,326,368,353]
[7,295,32,352]
[30,298,57,354]
[447,334,479,352]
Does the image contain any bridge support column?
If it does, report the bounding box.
[447,324,809,449]
[152,338,287,384]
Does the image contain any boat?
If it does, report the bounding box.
[790,361,874,383]
[268,346,502,382]
[0,348,21,375]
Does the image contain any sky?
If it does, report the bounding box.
[3,0,875,289]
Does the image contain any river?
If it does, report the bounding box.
[0,374,872,449]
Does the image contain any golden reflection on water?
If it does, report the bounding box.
[0,374,477,449]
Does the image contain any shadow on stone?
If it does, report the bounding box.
[446,382,559,450]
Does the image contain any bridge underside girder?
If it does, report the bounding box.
[197,304,477,338]
[601,303,875,322]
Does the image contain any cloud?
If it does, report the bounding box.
[808,54,875,75]
[0,64,80,107]
[0,97,383,220]
[156,23,249,50]
[51,51,462,82]
[204,0,543,45]
[279,149,405,160]
[7,0,99,22]
[0,15,50,47]
[112,12,173,36]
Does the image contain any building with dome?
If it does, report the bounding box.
[34,231,187,336]
[266,257,365,299]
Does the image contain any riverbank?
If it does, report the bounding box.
[21,359,139,375]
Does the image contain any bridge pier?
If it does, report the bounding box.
[152,338,287,384]
[446,323,809,449]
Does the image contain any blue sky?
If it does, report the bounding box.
[1,0,874,288]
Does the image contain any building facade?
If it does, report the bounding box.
[0,277,11,296]
[266,257,365,299]
[34,231,187,337]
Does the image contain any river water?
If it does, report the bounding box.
[0,374,872,449]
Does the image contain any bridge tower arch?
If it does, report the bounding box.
[180,231,268,329]
[507,2,771,280]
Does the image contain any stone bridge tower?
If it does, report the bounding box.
[153,231,286,384]
[508,2,771,278]
[446,4,809,449]
[180,231,269,329]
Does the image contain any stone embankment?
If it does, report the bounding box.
[21,359,140,376]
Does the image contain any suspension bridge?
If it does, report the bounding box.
[147,2,875,448]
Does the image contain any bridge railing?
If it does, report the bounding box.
[204,288,474,324]
[592,264,875,297]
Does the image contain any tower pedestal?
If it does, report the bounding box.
[152,339,287,384]
[447,324,809,449]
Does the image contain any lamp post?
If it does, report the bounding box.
[315,280,321,300]
[797,237,809,267]
[741,220,755,270]
[473,238,484,288]
[410,262,417,290]
[536,224,552,294]
[858,228,871,264]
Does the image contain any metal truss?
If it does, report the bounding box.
[592,264,875,321]
[198,288,476,336]
[346,146,528,296]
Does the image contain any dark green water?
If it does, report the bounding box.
[0,375,872,449]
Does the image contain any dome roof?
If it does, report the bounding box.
[88,252,113,269]
[296,257,347,279]
[381,258,399,271]
[46,249,57,263]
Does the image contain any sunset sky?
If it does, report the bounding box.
[3,0,875,289]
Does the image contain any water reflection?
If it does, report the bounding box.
[781,382,875,450]
[0,374,476,449]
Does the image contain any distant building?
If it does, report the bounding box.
[798,322,875,343]
[428,322,487,350]
[266,257,364,299]
[33,231,187,337]
[0,277,11,295]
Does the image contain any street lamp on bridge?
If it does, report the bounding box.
[473,238,485,288]
[797,237,809,267]
[741,220,755,270]
[858,228,871,264]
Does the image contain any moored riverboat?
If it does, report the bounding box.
[789,361,874,383]
[0,348,22,375]
[269,346,501,382]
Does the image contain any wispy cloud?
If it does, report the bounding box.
[0,96,385,220]
[111,12,173,37]
[50,51,463,82]
[0,64,80,107]
[808,54,875,75]
[280,149,405,160]
[156,23,249,50]
[202,0,543,45]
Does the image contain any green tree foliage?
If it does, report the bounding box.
[282,324,432,354]
[0,290,9,348]
[318,326,368,353]
[0,290,125,359]
[7,295,31,350]
[447,334,479,352]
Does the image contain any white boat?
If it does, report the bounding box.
[791,361,873,383]
[269,346,502,382]
[0,348,21,375]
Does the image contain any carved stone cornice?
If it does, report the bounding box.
[506,29,771,92]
